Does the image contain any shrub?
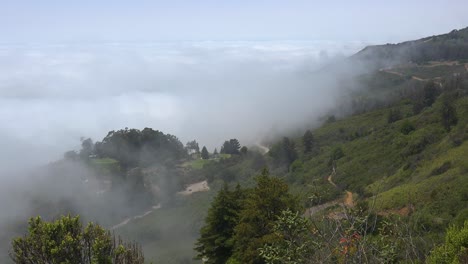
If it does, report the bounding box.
[400,120,416,135]
[427,221,468,264]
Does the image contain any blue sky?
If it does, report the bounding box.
[1,0,468,43]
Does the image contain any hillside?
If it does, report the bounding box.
[352,27,468,68]
[6,27,468,263]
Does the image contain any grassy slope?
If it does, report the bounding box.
[291,91,468,228]
[116,191,215,264]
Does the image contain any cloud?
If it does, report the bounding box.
[0,41,365,170]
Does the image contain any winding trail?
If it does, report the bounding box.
[111,180,211,230]
[380,68,432,82]
[255,143,270,154]
[111,204,161,230]
[305,166,354,217]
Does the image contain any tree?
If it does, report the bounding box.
[10,215,144,264]
[387,108,403,123]
[259,210,314,264]
[400,120,415,135]
[232,169,300,264]
[240,146,248,155]
[80,138,94,160]
[440,95,458,131]
[201,146,209,160]
[195,184,245,264]
[95,128,186,168]
[302,130,314,153]
[423,81,439,107]
[220,139,241,155]
[186,140,200,154]
[270,137,297,169]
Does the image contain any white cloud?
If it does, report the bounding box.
[0,41,365,171]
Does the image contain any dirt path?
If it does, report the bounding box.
[305,166,355,217]
[111,204,161,230]
[255,143,270,154]
[327,167,337,188]
[380,68,430,82]
[305,200,339,217]
[177,180,210,196]
[344,191,354,207]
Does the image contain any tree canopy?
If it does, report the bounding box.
[94,127,186,167]
[220,139,241,155]
[10,215,144,264]
[201,146,209,160]
[195,184,245,264]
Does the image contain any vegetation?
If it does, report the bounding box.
[94,127,187,168]
[11,215,144,264]
[195,184,244,264]
[220,139,241,155]
[428,221,468,264]
[201,146,209,160]
[9,27,468,263]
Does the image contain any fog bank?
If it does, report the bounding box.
[0,41,365,172]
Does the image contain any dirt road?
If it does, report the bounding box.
[111,204,161,230]
[177,180,210,196]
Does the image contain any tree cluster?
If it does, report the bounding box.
[94,127,187,168]
[11,215,144,264]
[269,137,298,169]
[195,170,300,264]
[220,139,241,155]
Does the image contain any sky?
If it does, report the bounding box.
[0,1,468,171]
[1,0,468,43]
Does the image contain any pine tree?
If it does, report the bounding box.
[195,184,245,264]
[201,146,209,160]
[302,130,314,153]
[441,95,458,131]
[232,169,300,264]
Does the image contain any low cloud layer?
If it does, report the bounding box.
[0,41,365,172]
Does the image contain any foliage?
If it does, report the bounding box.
[387,108,402,123]
[186,140,200,154]
[400,119,416,135]
[440,94,458,131]
[232,169,300,264]
[80,138,94,160]
[221,139,241,155]
[259,209,314,264]
[270,137,297,169]
[240,146,248,155]
[302,130,315,154]
[195,184,245,264]
[428,221,468,264]
[10,215,144,264]
[201,146,209,160]
[94,127,187,168]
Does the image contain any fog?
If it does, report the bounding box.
[0,41,366,172]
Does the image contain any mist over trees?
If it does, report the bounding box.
[220,139,241,155]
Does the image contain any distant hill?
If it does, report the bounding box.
[352,27,468,68]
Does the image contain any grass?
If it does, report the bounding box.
[91,158,119,164]
[117,190,217,263]
[282,85,468,228]
[182,154,232,170]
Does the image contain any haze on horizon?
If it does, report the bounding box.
[1,0,468,172]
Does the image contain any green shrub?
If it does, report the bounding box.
[427,221,468,264]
